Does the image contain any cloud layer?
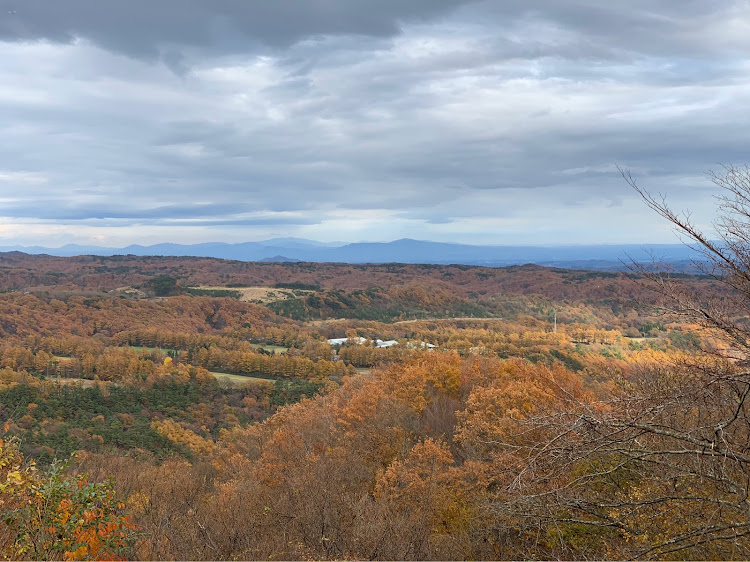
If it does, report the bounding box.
[0,0,748,246]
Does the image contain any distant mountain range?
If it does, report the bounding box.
[0,238,704,271]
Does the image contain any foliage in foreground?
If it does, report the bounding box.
[0,436,136,560]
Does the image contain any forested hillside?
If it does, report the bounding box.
[0,250,746,559]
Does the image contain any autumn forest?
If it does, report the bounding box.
[1,207,750,561]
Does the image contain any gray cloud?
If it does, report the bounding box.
[0,0,474,57]
[0,1,747,245]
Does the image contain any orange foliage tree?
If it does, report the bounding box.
[0,436,136,561]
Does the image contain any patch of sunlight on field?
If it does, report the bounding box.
[210,372,276,386]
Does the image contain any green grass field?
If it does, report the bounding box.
[210,371,276,386]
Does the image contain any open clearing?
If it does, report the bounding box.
[306,316,503,327]
[43,376,101,388]
[249,343,288,354]
[195,286,311,303]
[210,371,276,386]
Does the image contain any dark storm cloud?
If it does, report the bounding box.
[0,0,474,56]
[2,0,744,61]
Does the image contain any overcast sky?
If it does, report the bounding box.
[0,0,748,247]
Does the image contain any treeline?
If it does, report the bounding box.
[181,287,242,299]
[116,325,307,349]
[0,341,351,382]
[186,346,353,379]
[268,284,491,321]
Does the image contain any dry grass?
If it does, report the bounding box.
[196,285,310,303]
[210,371,276,386]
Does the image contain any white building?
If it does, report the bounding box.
[376,339,398,348]
[327,337,367,346]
